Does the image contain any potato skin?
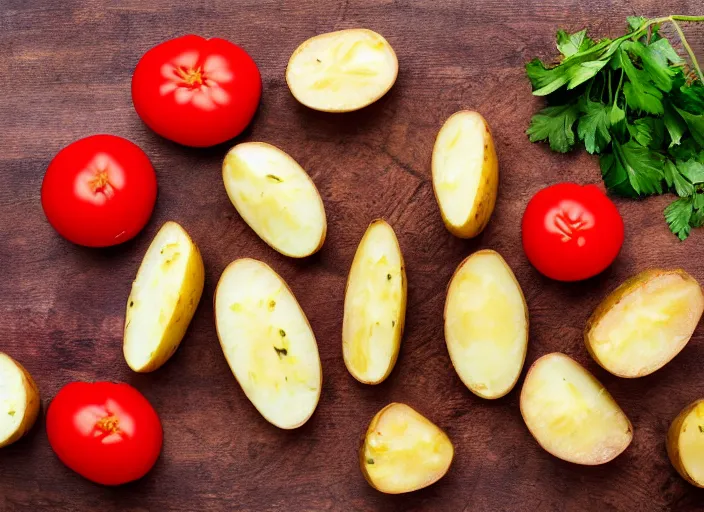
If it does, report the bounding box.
[359,403,453,493]
[432,111,499,239]
[667,399,704,487]
[285,29,399,113]
[584,268,702,378]
[214,258,323,430]
[444,249,528,399]
[519,353,633,465]
[124,223,205,373]
[343,219,407,385]
[0,353,40,448]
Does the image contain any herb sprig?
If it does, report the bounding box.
[526,15,704,240]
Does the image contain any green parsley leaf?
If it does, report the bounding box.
[645,38,684,68]
[618,48,664,114]
[677,159,704,183]
[627,16,647,33]
[610,140,664,196]
[527,103,580,152]
[672,77,704,113]
[669,138,703,162]
[694,192,704,210]
[557,29,595,57]
[664,102,688,147]
[628,117,664,149]
[674,107,704,146]
[664,160,694,197]
[665,197,693,240]
[578,98,612,154]
[622,40,676,92]
[691,208,704,228]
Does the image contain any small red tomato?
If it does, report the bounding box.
[46,382,163,486]
[132,35,262,147]
[521,182,624,281]
[41,135,157,247]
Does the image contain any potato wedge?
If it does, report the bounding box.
[123,221,205,373]
[343,220,406,384]
[585,269,704,378]
[214,258,322,429]
[445,250,528,399]
[432,111,499,238]
[360,403,453,494]
[0,353,40,448]
[222,142,327,258]
[667,399,704,487]
[286,29,398,112]
[520,353,633,465]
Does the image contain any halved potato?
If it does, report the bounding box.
[667,399,704,487]
[360,403,453,494]
[432,111,499,238]
[585,269,704,378]
[214,258,322,429]
[520,353,633,465]
[445,250,528,399]
[0,353,40,448]
[343,220,406,384]
[286,29,398,112]
[124,221,205,373]
[222,142,327,258]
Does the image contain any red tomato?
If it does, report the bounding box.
[46,382,163,486]
[521,183,624,281]
[132,35,262,147]
[41,135,157,247]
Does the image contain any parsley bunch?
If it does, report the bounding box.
[526,15,704,240]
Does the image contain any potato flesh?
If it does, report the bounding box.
[343,221,404,383]
[679,403,704,483]
[223,143,325,258]
[287,30,397,112]
[589,273,704,376]
[445,251,527,398]
[124,222,199,371]
[215,259,321,429]
[433,112,487,227]
[363,404,453,493]
[0,355,25,443]
[521,353,632,464]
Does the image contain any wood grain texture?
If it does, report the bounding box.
[1,0,704,510]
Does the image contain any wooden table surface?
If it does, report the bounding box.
[2,0,704,510]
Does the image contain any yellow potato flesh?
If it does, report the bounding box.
[343,220,406,384]
[0,355,27,444]
[432,111,498,238]
[678,402,704,484]
[588,272,704,377]
[286,29,398,112]
[124,222,204,372]
[445,250,527,398]
[222,142,326,258]
[362,403,453,493]
[215,259,322,429]
[520,353,632,465]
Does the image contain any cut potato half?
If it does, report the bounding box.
[215,258,322,429]
[343,220,406,384]
[0,353,40,448]
[286,29,398,112]
[222,142,327,258]
[667,399,704,487]
[361,403,453,494]
[432,111,499,238]
[520,353,633,465]
[445,250,528,399]
[585,269,704,378]
[124,221,205,373]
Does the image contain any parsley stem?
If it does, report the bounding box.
[670,19,704,83]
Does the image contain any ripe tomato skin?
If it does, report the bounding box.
[132,35,262,147]
[521,183,624,281]
[46,382,163,486]
[41,135,157,247]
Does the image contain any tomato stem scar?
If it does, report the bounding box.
[176,66,203,87]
